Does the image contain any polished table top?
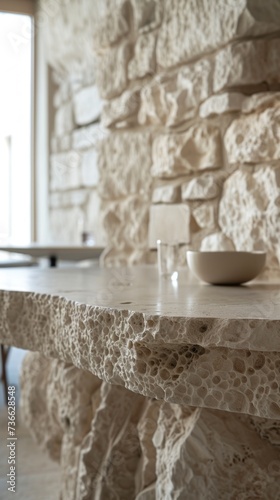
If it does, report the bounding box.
[0,263,279,351]
[0,264,280,418]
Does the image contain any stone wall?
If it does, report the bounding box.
[41,0,280,272]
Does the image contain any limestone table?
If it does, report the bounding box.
[0,264,280,499]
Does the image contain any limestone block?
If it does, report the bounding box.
[50,189,88,208]
[139,59,212,127]
[199,92,245,118]
[102,194,150,261]
[200,232,235,251]
[19,353,280,500]
[170,61,213,125]
[95,42,132,99]
[219,167,280,269]
[102,88,141,128]
[182,175,220,201]
[138,77,169,126]
[53,79,72,108]
[50,192,60,209]
[3,271,280,414]
[50,206,84,244]
[84,190,107,246]
[72,123,107,150]
[152,125,222,178]
[136,399,161,493]
[59,134,72,152]
[68,74,84,95]
[78,382,145,500]
[54,102,73,136]
[50,151,81,191]
[128,33,156,80]
[98,132,152,199]
[224,103,280,164]
[148,204,190,247]
[51,136,58,154]
[20,352,102,500]
[152,185,181,204]
[154,404,280,500]
[192,202,216,229]
[73,85,102,126]
[81,149,99,187]
[132,0,163,33]
[39,0,103,75]
[214,38,280,93]
[157,0,280,70]
[20,353,63,462]
[92,0,129,49]
[242,92,280,114]
[154,404,201,498]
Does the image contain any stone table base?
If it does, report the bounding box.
[20,352,280,500]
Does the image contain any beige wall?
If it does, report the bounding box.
[40,0,280,273]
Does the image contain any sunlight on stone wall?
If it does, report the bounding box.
[40,0,280,272]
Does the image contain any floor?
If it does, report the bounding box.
[0,348,61,500]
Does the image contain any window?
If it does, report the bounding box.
[0,3,34,246]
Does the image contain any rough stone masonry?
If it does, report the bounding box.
[42,0,280,274]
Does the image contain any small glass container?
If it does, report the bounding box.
[157,240,179,280]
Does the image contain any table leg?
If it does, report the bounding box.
[1,344,10,405]
[20,352,280,500]
[49,255,57,267]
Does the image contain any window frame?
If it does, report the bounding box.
[0,0,35,16]
[0,0,51,243]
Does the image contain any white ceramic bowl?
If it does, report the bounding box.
[186,251,266,285]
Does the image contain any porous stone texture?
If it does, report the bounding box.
[139,59,213,127]
[98,132,152,199]
[2,267,280,413]
[219,167,280,270]
[192,202,217,229]
[156,0,280,70]
[214,38,280,93]
[128,32,156,80]
[242,92,280,114]
[73,85,102,126]
[101,195,151,266]
[132,0,163,33]
[152,125,222,178]
[95,42,132,99]
[181,175,221,201]
[20,353,280,500]
[152,184,181,204]
[200,232,235,251]
[101,88,141,128]
[92,0,129,49]
[42,0,280,268]
[0,270,277,499]
[224,103,280,164]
